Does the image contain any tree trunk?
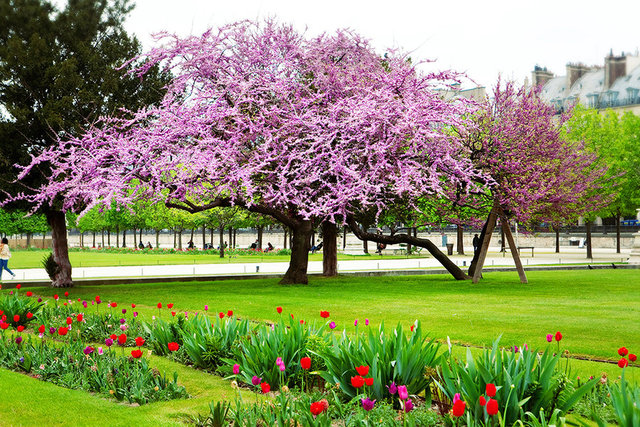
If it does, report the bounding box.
[555,225,560,253]
[280,220,313,284]
[219,227,225,258]
[500,214,527,284]
[45,210,73,288]
[363,238,368,254]
[407,226,412,254]
[347,218,470,280]
[456,225,464,255]
[122,229,126,248]
[178,228,183,249]
[233,229,237,248]
[257,226,264,251]
[472,208,499,284]
[155,230,160,249]
[173,229,177,248]
[116,226,120,248]
[107,230,111,247]
[202,225,206,249]
[343,226,347,250]
[210,227,214,246]
[92,231,96,248]
[228,227,233,249]
[26,232,32,248]
[616,213,621,254]
[586,221,592,259]
[101,230,104,248]
[468,219,489,277]
[283,228,288,249]
[133,228,137,247]
[322,222,338,277]
[139,228,142,242]
[190,228,195,242]
[311,231,316,249]
[500,222,505,253]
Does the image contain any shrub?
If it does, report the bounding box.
[41,253,60,280]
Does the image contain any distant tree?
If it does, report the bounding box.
[0,0,168,287]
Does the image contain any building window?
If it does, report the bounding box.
[627,88,639,103]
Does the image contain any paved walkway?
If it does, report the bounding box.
[1,247,633,283]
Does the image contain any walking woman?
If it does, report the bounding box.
[0,237,16,280]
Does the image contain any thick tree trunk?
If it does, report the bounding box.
[555,225,560,253]
[107,230,111,247]
[122,229,126,248]
[133,228,137,247]
[257,226,264,251]
[311,231,316,249]
[616,213,621,254]
[468,219,489,277]
[155,230,160,249]
[233,229,237,248]
[343,226,347,250]
[26,232,32,248]
[347,218,470,280]
[456,225,464,255]
[363,238,368,254]
[202,225,206,249]
[228,227,233,249]
[190,228,195,243]
[283,228,288,249]
[472,208,499,284]
[586,221,592,259]
[280,220,313,284]
[322,222,338,277]
[173,229,177,248]
[45,210,73,288]
[219,227,225,258]
[178,228,183,249]
[500,215,527,284]
[116,226,120,248]
[92,231,96,248]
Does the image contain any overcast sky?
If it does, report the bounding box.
[120,0,640,89]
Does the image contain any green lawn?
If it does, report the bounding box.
[1,269,638,425]
[9,248,423,269]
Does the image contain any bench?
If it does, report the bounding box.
[517,246,534,257]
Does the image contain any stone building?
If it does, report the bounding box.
[532,50,640,115]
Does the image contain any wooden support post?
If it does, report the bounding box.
[500,215,528,284]
[472,208,498,284]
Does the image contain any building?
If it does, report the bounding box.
[532,50,640,115]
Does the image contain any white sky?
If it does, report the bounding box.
[115,1,640,89]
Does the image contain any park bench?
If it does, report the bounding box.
[517,246,535,257]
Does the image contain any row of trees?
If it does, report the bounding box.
[0,8,633,286]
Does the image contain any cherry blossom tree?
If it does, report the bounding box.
[13,20,485,284]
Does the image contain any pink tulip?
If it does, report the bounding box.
[398,385,408,400]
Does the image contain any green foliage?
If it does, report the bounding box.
[41,253,60,280]
[435,338,598,425]
[143,318,183,356]
[604,369,640,427]
[0,334,187,405]
[0,294,44,327]
[318,321,440,400]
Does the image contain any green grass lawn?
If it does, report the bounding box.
[1,269,638,425]
[9,248,424,269]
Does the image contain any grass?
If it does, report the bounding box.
[1,269,638,424]
[9,248,423,269]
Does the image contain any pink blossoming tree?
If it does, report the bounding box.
[14,20,485,284]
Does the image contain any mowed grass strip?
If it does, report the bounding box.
[24,269,640,360]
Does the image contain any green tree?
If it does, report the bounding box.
[0,0,167,286]
[564,106,640,253]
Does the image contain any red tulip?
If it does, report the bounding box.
[131,349,143,359]
[118,334,127,345]
[320,310,330,318]
[13,315,19,322]
[0,323,8,330]
[555,331,562,342]
[95,295,100,301]
[350,375,365,388]
[38,324,45,334]
[171,311,176,316]
[227,310,233,317]
[66,317,73,325]
[58,327,69,336]
[618,358,629,368]
[219,312,224,319]
[131,303,136,308]
[110,333,117,340]
[260,382,270,393]
[618,347,629,356]
[300,357,311,370]
[410,324,415,332]
[26,291,33,297]
[157,303,162,309]
[486,383,496,397]
[26,312,33,319]
[17,325,24,332]
[16,284,21,289]
[110,302,117,308]
[276,306,283,314]
[630,354,637,362]
[310,401,325,416]
[167,303,174,309]
[135,337,145,347]
[168,342,180,352]
[64,291,69,297]
[479,396,486,406]
[76,314,83,322]
[486,398,499,416]
[53,294,59,300]
[355,365,369,376]
[452,400,466,417]
[364,377,374,386]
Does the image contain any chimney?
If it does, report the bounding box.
[566,63,591,89]
[531,65,554,87]
[604,50,627,89]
